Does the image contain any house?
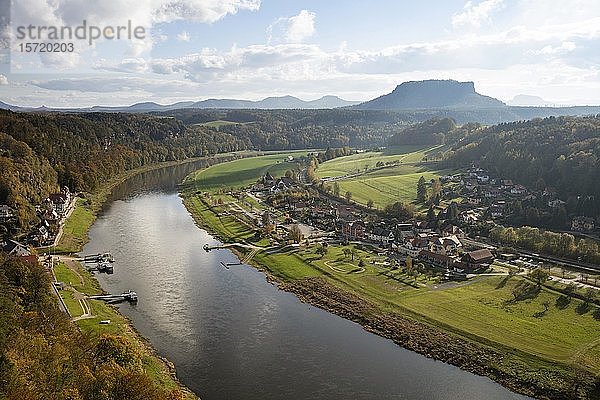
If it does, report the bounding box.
[548,199,566,208]
[262,172,275,185]
[48,187,71,216]
[431,235,462,255]
[460,209,482,225]
[0,205,14,222]
[461,249,494,270]
[270,177,296,193]
[571,216,595,232]
[367,227,394,246]
[467,197,482,205]
[420,250,458,268]
[0,239,31,256]
[441,225,465,239]
[510,185,527,195]
[414,220,433,233]
[484,188,501,198]
[476,174,490,183]
[489,205,504,218]
[399,237,429,257]
[340,220,365,240]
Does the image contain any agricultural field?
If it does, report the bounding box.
[316,145,456,209]
[184,151,308,192]
[194,120,254,129]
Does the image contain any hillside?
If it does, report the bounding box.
[354,80,505,110]
[0,110,248,229]
[444,115,600,218]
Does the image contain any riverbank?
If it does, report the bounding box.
[49,155,251,400]
[180,163,600,400]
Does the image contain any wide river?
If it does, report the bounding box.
[83,160,530,400]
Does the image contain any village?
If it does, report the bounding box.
[0,186,75,258]
[195,157,600,287]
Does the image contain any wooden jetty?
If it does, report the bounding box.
[83,252,115,263]
[89,290,138,303]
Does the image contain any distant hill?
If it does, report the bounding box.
[508,94,553,107]
[190,95,359,109]
[0,101,23,111]
[0,95,358,113]
[354,80,505,110]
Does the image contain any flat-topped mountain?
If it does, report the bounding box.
[354,79,505,110]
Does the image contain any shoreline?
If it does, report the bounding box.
[52,155,246,400]
[180,194,599,400]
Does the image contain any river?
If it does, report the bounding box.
[83,161,530,400]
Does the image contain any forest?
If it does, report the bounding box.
[0,254,185,400]
[0,110,248,229]
[443,115,600,219]
[2,110,600,233]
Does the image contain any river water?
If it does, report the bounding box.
[83,161,530,400]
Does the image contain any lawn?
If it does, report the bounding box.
[400,275,600,370]
[184,151,308,192]
[54,198,96,253]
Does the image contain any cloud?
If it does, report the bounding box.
[286,10,315,42]
[9,0,262,68]
[268,10,315,43]
[0,74,8,85]
[452,0,505,28]
[177,31,191,42]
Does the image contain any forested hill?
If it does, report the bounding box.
[0,110,249,228]
[160,108,412,149]
[444,115,600,216]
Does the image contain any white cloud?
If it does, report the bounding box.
[177,31,191,42]
[532,41,577,56]
[286,10,315,42]
[452,0,505,29]
[9,0,262,69]
[268,10,315,43]
[0,74,8,85]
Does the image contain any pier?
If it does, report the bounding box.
[89,290,138,303]
[82,252,115,263]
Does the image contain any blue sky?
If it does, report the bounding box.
[1,0,600,107]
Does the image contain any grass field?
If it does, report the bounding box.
[195,120,254,129]
[401,276,600,370]
[183,151,308,192]
[54,198,96,253]
[316,145,455,209]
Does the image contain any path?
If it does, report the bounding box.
[324,260,365,274]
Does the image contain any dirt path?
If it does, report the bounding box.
[324,260,364,274]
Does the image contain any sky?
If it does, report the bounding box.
[0,0,599,107]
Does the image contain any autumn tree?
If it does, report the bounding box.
[416,176,427,203]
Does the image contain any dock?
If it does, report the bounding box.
[82,252,115,263]
[89,290,138,303]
